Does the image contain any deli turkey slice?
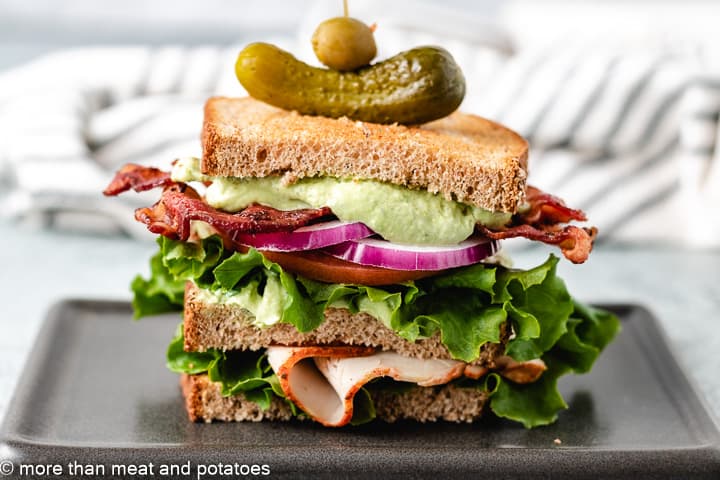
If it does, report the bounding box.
[266,346,465,427]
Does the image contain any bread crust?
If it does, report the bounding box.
[183,282,508,366]
[201,97,528,213]
[181,373,293,422]
[181,373,488,424]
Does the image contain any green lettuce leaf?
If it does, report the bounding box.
[131,236,228,318]
[162,234,224,284]
[166,324,285,413]
[555,301,621,373]
[489,300,621,427]
[213,249,325,332]
[490,358,571,428]
[350,388,377,426]
[411,295,507,362]
[131,250,185,319]
[166,323,219,374]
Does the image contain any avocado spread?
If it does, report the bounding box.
[196,277,285,327]
[172,157,510,245]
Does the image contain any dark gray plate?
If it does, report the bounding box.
[1,301,719,479]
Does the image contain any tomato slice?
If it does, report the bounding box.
[259,250,437,285]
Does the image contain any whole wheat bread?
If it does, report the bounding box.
[201,97,528,213]
[183,282,508,366]
[181,373,488,424]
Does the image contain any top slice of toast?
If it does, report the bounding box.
[201,96,528,213]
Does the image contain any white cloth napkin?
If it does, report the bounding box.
[0,17,718,246]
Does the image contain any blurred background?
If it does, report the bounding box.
[1,0,719,420]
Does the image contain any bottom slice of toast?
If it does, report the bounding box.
[181,374,489,424]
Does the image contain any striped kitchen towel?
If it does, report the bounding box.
[470,39,720,248]
[0,33,718,246]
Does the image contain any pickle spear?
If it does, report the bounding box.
[235,42,466,125]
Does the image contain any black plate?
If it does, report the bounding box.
[1,300,719,479]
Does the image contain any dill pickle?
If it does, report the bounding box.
[235,42,466,125]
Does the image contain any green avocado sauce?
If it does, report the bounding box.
[197,277,285,327]
[172,157,510,245]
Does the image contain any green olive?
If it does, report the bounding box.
[312,17,377,71]
[235,42,466,125]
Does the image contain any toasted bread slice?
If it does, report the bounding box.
[201,97,528,213]
[181,373,488,423]
[183,282,508,366]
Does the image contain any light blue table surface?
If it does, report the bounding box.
[1,219,719,427]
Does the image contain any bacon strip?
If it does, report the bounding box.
[479,224,597,264]
[103,163,173,196]
[523,186,587,225]
[135,185,333,241]
[105,165,333,239]
[479,185,596,264]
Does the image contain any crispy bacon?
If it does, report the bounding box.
[103,163,173,196]
[523,186,587,225]
[135,184,332,241]
[102,165,333,239]
[479,224,597,264]
[475,185,596,264]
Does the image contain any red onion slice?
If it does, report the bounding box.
[323,237,499,271]
[233,220,374,252]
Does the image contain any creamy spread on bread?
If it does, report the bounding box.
[194,277,286,327]
[173,157,510,245]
